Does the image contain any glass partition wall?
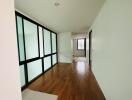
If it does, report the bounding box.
[15,12,58,90]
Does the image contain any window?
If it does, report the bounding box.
[77,39,85,50]
[16,16,25,61]
[44,29,51,55]
[16,11,58,90]
[27,59,42,81]
[19,65,25,87]
[52,54,57,65]
[38,26,44,57]
[52,33,57,53]
[24,19,39,60]
[44,56,51,71]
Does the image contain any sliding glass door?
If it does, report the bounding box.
[16,11,58,89]
[51,32,57,65]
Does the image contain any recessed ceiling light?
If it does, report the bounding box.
[54,2,60,6]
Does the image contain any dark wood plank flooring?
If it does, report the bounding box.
[28,60,105,100]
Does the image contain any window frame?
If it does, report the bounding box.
[15,11,58,90]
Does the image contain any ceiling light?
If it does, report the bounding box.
[54,2,60,6]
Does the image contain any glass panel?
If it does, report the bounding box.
[19,65,25,87]
[44,29,51,55]
[78,39,85,50]
[24,20,39,60]
[27,60,42,81]
[39,26,44,57]
[52,54,57,65]
[17,16,25,61]
[52,33,57,53]
[44,56,51,71]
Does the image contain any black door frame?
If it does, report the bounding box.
[89,30,92,66]
[84,38,86,57]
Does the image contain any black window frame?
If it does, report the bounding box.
[15,11,58,90]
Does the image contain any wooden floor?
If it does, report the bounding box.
[28,59,105,100]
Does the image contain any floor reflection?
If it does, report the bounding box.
[76,61,86,75]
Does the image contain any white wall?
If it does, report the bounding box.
[89,0,132,100]
[58,32,72,63]
[0,0,22,100]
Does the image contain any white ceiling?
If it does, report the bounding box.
[15,0,105,33]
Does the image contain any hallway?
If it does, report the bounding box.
[28,58,105,100]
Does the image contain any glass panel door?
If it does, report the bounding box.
[44,29,51,55]
[24,20,39,60]
[16,16,25,61]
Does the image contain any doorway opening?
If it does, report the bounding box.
[71,33,87,62]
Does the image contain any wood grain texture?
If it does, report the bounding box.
[28,60,105,100]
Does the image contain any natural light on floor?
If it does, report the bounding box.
[76,61,86,75]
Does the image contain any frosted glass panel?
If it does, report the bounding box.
[24,20,39,59]
[44,56,51,71]
[19,65,25,87]
[39,26,44,57]
[17,16,25,61]
[52,33,57,53]
[44,29,51,55]
[27,60,42,81]
[52,54,57,65]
